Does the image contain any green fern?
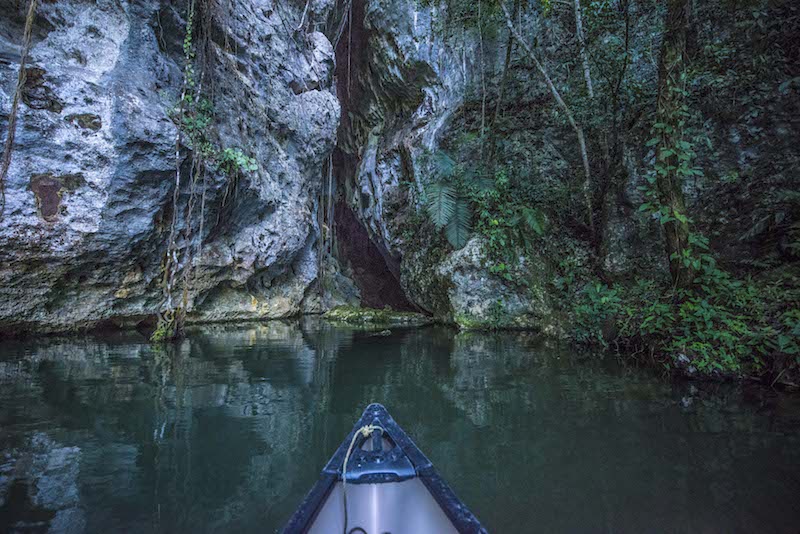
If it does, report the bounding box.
[425,182,457,228]
[432,150,456,179]
[521,206,545,236]
[446,197,472,248]
[422,150,474,249]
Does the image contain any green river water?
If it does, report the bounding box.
[1,320,799,533]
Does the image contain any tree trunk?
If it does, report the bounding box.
[573,0,594,98]
[488,0,519,164]
[655,0,693,289]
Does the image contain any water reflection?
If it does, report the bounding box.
[1,320,799,533]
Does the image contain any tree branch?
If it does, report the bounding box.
[500,1,594,237]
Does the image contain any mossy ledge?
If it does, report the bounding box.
[322,306,433,328]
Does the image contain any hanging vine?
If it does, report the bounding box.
[152,0,258,342]
[0,0,39,217]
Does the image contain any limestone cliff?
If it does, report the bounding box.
[0,0,344,333]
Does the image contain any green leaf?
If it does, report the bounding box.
[432,150,456,179]
[521,206,545,236]
[424,182,456,228]
[445,198,472,249]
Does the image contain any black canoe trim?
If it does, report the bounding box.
[281,403,487,534]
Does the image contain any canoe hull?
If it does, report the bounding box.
[282,403,486,534]
[306,479,459,534]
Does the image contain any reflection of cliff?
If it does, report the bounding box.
[0,433,85,532]
[0,323,346,531]
[1,324,799,532]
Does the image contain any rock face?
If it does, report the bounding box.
[331,0,799,332]
[332,0,567,330]
[3,0,791,335]
[439,238,564,333]
[0,0,342,333]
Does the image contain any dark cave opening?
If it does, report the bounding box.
[333,199,417,311]
[326,0,418,312]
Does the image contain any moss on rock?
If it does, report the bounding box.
[323,305,432,327]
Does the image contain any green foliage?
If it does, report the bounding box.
[420,135,549,279]
[421,150,476,249]
[151,309,180,343]
[472,169,546,282]
[572,282,621,346]
[219,147,258,174]
[169,1,258,180]
[568,243,800,375]
[413,0,800,382]
[445,197,473,249]
[486,298,509,330]
[424,181,457,229]
[172,95,258,178]
[573,88,799,375]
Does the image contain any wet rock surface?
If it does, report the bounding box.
[322,304,432,328]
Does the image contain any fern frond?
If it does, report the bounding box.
[521,206,545,236]
[432,150,456,179]
[463,169,495,193]
[740,212,783,241]
[445,197,472,249]
[775,189,800,205]
[425,182,456,228]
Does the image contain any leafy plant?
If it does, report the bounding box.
[446,197,473,249]
[219,147,258,174]
[424,182,457,228]
[472,168,546,282]
[573,282,622,347]
[422,150,474,249]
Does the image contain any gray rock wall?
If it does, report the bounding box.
[0,0,341,333]
[3,0,791,335]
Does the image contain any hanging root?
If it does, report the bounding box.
[0,0,38,217]
[151,309,180,343]
[153,0,196,344]
[152,0,219,344]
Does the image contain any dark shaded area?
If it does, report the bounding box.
[334,201,416,310]
[29,174,63,222]
[327,0,421,312]
[0,479,56,531]
[21,67,63,113]
[325,0,408,311]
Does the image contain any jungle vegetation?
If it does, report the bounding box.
[419,0,800,383]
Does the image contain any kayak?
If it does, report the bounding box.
[282,403,486,534]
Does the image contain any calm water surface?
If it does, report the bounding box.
[1,320,799,533]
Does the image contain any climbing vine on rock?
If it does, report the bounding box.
[152,0,259,343]
[0,0,38,218]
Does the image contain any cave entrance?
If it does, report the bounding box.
[333,196,416,311]
[325,0,417,312]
